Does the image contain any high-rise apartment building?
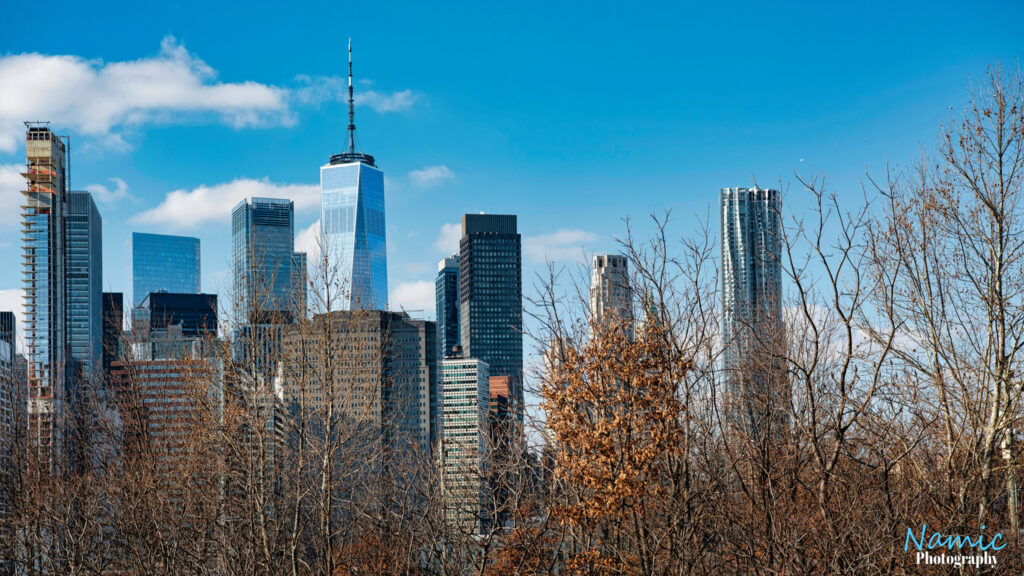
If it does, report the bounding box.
[22,123,68,460]
[131,232,201,307]
[436,255,460,358]
[720,187,785,432]
[66,192,103,383]
[590,254,632,333]
[319,41,388,310]
[458,214,523,421]
[441,354,490,534]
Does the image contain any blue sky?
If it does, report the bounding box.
[0,0,1021,349]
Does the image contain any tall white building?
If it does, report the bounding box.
[440,355,490,534]
[720,187,785,431]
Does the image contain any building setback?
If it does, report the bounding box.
[458,214,523,422]
[131,232,201,307]
[66,191,103,384]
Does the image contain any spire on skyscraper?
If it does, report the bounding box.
[330,38,375,167]
[347,38,356,154]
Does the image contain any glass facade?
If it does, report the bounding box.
[66,191,103,383]
[436,255,460,358]
[23,125,68,458]
[320,160,388,310]
[135,292,218,338]
[458,214,523,422]
[232,198,298,321]
[132,233,201,307]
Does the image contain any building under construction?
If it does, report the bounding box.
[21,122,69,466]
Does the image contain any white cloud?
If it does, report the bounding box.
[523,229,598,262]
[0,164,23,231]
[0,36,292,153]
[0,289,24,352]
[434,222,461,255]
[409,165,454,188]
[360,89,417,113]
[294,219,322,264]
[293,75,418,112]
[133,178,319,231]
[390,281,436,316]
[85,177,131,203]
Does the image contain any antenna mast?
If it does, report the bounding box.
[328,38,375,167]
[347,38,356,154]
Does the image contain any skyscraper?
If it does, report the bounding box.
[112,306,222,481]
[441,354,490,534]
[232,198,300,322]
[319,40,388,310]
[131,232,201,307]
[459,214,523,421]
[22,123,68,460]
[590,254,632,334]
[720,187,785,432]
[436,254,460,357]
[279,310,434,451]
[66,191,103,383]
[102,293,123,384]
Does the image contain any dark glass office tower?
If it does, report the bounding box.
[0,312,13,353]
[102,293,123,383]
[132,232,201,307]
[135,293,218,338]
[436,254,460,357]
[458,214,523,422]
[22,123,68,461]
[720,187,786,433]
[66,191,103,383]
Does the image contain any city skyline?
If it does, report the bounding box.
[0,1,1021,349]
